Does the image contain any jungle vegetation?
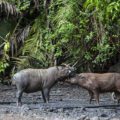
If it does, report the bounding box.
[0,0,120,81]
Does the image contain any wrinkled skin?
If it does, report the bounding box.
[66,73,120,105]
[12,65,75,106]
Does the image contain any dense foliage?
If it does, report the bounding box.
[0,0,120,80]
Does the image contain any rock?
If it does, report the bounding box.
[59,98,63,101]
[48,108,54,112]
[0,107,11,114]
[21,104,30,111]
[78,115,87,120]
[57,108,64,113]
[99,117,110,120]
[100,114,108,117]
[80,107,86,112]
[90,116,99,120]
[65,111,70,116]
[20,104,30,115]
[85,116,90,120]
[110,118,120,120]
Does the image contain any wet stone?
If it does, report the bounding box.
[90,116,99,120]
[80,107,87,112]
[65,111,70,116]
[110,118,120,120]
[0,108,10,114]
[59,98,63,101]
[47,108,54,112]
[20,104,30,115]
[57,108,64,113]
[85,116,90,120]
[99,117,110,120]
[21,104,30,111]
[100,113,108,117]
[78,115,87,120]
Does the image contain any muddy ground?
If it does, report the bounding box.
[0,83,120,120]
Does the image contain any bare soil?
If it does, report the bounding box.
[0,83,120,120]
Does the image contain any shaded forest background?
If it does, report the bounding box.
[0,0,120,82]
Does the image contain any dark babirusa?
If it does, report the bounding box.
[66,73,120,104]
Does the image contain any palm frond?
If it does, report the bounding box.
[30,0,40,10]
[0,1,21,20]
[11,56,31,70]
[10,25,30,57]
[17,25,30,43]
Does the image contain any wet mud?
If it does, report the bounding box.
[0,83,120,120]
